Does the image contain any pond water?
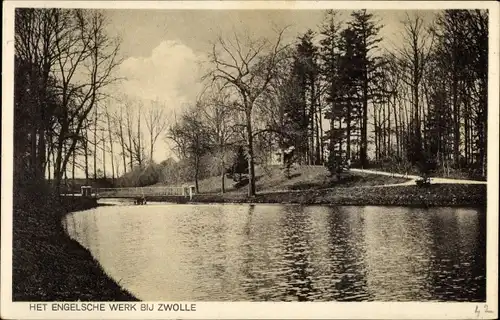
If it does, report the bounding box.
[63,203,486,301]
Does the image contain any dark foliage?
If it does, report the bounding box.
[231,146,249,182]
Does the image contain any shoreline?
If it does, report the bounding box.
[140,184,486,208]
[12,195,139,301]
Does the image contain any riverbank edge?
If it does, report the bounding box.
[144,184,487,208]
[12,196,139,301]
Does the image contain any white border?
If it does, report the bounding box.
[2,1,499,319]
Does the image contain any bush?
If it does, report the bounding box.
[116,163,163,187]
[231,146,249,182]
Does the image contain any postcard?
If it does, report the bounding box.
[1,1,498,319]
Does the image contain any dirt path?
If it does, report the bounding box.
[349,168,487,187]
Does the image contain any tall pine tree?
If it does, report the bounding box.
[285,30,320,165]
[319,10,344,171]
[348,10,383,168]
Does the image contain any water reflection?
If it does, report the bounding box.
[362,207,434,300]
[64,204,486,301]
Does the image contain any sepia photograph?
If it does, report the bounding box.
[1,1,498,319]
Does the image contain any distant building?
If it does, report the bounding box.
[270,150,283,166]
[267,146,295,167]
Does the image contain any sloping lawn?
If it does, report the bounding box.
[170,165,410,194]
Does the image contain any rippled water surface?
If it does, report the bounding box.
[63,204,486,301]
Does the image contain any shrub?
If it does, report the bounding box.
[116,163,163,187]
[231,146,249,182]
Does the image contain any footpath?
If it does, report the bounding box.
[349,168,487,187]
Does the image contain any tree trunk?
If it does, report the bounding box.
[361,74,368,168]
[36,126,46,182]
[137,112,142,167]
[318,94,324,163]
[84,127,89,184]
[127,119,133,172]
[118,118,127,174]
[245,105,256,197]
[46,143,51,183]
[385,103,390,157]
[451,56,460,168]
[310,79,316,165]
[220,140,225,194]
[106,111,115,184]
[194,156,200,194]
[72,147,75,187]
[102,130,107,179]
[413,45,422,166]
[346,103,351,160]
[93,109,98,180]
[315,109,321,165]
[374,107,379,162]
[63,143,68,187]
[220,161,225,194]
[53,123,66,194]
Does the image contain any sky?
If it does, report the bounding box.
[75,9,438,177]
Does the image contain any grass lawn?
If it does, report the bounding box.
[192,184,487,207]
[174,165,410,194]
[176,165,485,207]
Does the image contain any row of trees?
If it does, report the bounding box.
[167,84,246,193]
[13,8,488,198]
[283,9,488,179]
[93,97,169,185]
[169,9,488,197]
[14,9,121,193]
[14,8,173,192]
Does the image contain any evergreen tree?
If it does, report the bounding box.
[326,128,345,179]
[337,26,363,161]
[319,10,345,169]
[285,30,320,165]
[232,146,249,182]
[430,9,488,176]
[348,10,383,168]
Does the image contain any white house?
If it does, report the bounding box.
[269,150,283,166]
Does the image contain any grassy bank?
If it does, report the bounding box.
[152,166,485,206]
[12,192,138,301]
[161,165,410,194]
[364,163,487,181]
[190,184,486,207]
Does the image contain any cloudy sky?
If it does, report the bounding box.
[90,9,438,175]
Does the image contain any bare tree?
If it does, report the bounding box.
[112,101,128,175]
[167,106,212,193]
[118,97,147,170]
[392,13,434,167]
[105,104,115,183]
[132,102,146,167]
[48,9,122,191]
[199,83,239,193]
[145,99,169,162]
[124,98,135,171]
[204,28,289,196]
[93,107,98,180]
[82,120,90,184]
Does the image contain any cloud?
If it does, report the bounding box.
[117,40,205,114]
[110,40,206,162]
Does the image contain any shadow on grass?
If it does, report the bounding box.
[12,186,139,301]
[288,172,408,190]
